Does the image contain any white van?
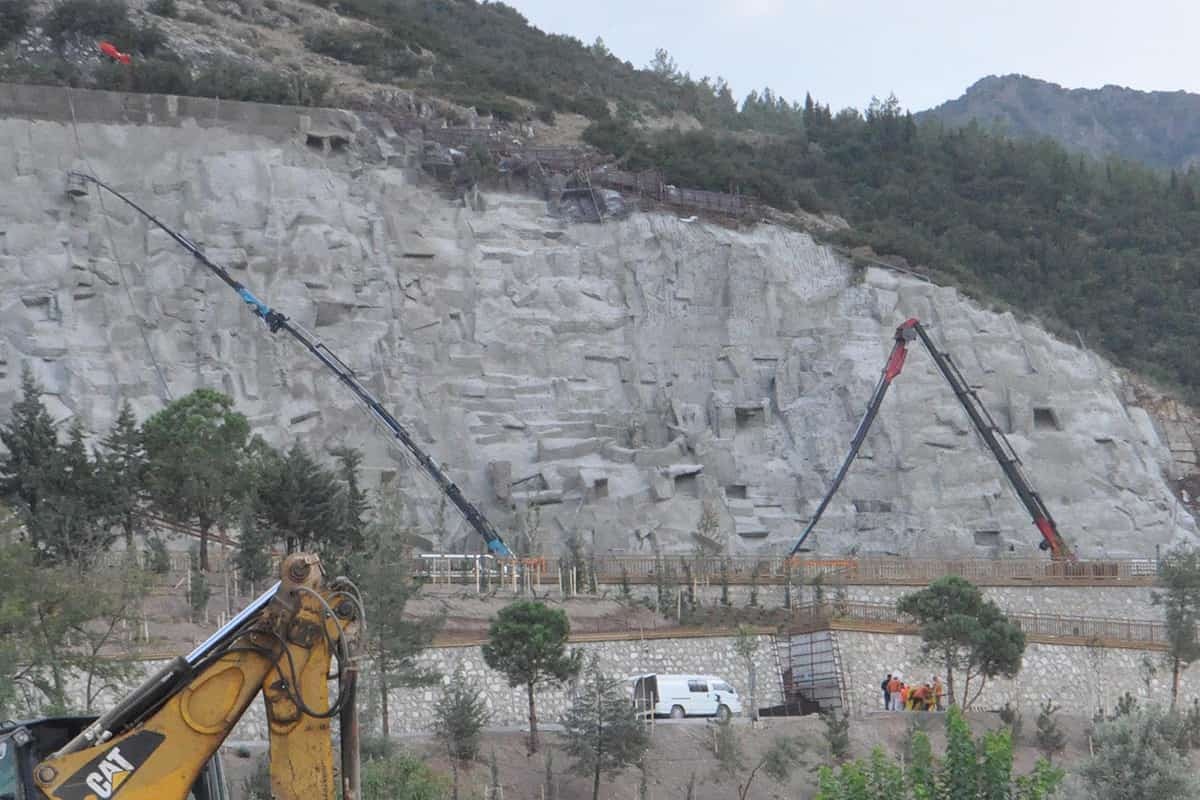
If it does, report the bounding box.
[631,674,743,721]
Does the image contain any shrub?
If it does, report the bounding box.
[143,535,171,574]
[0,0,33,48]
[191,59,330,106]
[303,25,421,79]
[43,0,129,40]
[239,755,270,800]
[362,753,447,800]
[147,0,176,17]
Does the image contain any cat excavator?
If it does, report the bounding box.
[791,317,1073,560]
[0,553,363,800]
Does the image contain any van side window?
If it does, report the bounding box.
[713,682,734,693]
[687,680,708,693]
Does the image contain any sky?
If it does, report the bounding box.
[503,0,1200,113]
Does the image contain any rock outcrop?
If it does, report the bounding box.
[0,84,1194,558]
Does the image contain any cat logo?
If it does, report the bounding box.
[54,731,164,800]
[83,747,135,798]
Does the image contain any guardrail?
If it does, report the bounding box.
[411,554,1161,588]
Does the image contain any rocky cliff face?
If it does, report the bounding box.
[0,84,1194,559]
[921,74,1200,170]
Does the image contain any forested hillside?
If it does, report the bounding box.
[586,98,1200,396]
[4,0,1200,397]
[922,74,1200,170]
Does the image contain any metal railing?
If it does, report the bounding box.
[411,554,1160,587]
[785,600,1169,648]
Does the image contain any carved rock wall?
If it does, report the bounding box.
[0,85,1194,558]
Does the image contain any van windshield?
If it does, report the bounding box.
[713,682,735,693]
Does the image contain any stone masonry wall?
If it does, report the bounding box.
[837,629,1195,717]
[48,633,781,743]
[383,633,781,736]
[617,583,1159,621]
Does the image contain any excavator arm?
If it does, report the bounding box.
[792,318,1072,560]
[26,554,360,800]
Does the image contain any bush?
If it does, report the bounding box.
[146,0,175,17]
[143,536,171,574]
[0,0,33,48]
[191,59,331,106]
[362,753,448,800]
[303,25,421,79]
[239,755,270,800]
[43,0,129,40]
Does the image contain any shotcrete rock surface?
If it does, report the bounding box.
[0,85,1194,558]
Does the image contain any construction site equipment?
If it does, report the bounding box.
[65,172,514,559]
[2,554,362,800]
[791,318,1072,560]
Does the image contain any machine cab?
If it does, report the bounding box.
[0,717,228,800]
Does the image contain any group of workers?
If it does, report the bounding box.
[881,673,944,711]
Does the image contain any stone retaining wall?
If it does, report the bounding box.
[836,629,1195,717]
[616,583,1158,621]
[383,633,781,736]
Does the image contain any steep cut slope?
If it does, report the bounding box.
[922,74,1200,170]
[0,84,1194,559]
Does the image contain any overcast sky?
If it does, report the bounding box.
[503,0,1200,113]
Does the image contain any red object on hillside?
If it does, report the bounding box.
[99,41,132,65]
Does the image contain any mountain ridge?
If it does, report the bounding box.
[921,73,1200,170]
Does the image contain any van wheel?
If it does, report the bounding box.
[670,705,686,720]
[716,704,732,723]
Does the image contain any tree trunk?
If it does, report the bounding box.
[748,661,758,722]
[592,764,601,800]
[451,760,460,800]
[1172,657,1182,709]
[198,516,211,571]
[380,670,391,738]
[527,681,539,754]
[945,652,957,707]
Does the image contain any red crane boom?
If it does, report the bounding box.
[791,318,1072,560]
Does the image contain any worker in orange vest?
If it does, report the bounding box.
[899,683,910,711]
[887,675,903,710]
[933,676,945,711]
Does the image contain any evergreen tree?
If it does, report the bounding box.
[0,366,61,552]
[332,446,368,555]
[482,600,581,753]
[233,507,272,594]
[96,401,148,548]
[562,656,649,800]
[32,419,113,567]
[254,442,342,554]
[1074,708,1199,800]
[1152,547,1200,708]
[897,576,1025,708]
[348,491,440,737]
[433,666,490,800]
[142,389,251,571]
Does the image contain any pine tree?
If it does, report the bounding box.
[349,492,441,737]
[434,666,490,800]
[97,401,148,547]
[36,419,113,566]
[562,656,649,800]
[143,389,251,571]
[332,446,368,555]
[0,366,60,552]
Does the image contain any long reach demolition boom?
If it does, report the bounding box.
[791,318,1072,560]
[68,171,514,557]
